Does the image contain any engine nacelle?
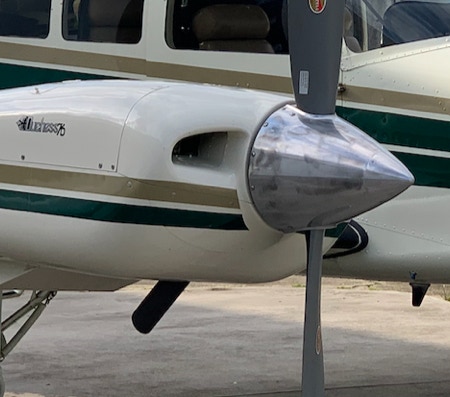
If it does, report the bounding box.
[0,79,413,285]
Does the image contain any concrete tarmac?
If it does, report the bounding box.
[2,277,450,397]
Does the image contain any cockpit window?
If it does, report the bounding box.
[345,0,450,51]
[383,1,450,45]
[62,0,144,43]
[167,0,450,54]
[0,0,51,38]
[166,0,289,53]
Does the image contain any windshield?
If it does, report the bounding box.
[345,0,450,51]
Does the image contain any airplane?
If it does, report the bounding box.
[0,0,448,289]
[0,0,442,394]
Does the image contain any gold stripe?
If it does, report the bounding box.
[146,61,293,93]
[1,43,449,115]
[339,85,450,116]
[0,164,240,209]
[0,42,291,92]
[0,42,147,75]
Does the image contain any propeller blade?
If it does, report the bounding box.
[302,229,325,397]
[288,0,345,114]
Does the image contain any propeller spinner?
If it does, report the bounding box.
[247,0,414,396]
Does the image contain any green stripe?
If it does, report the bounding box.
[391,152,450,189]
[3,64,450,190]
[336,106,450,153]
[2,64,448,153]
[337,106,450,189]
[0,189,247,230]
[0,63,105,89]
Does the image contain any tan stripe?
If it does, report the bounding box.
[339,85,450,116]
[0,41,292,92]
[146,61,293,93]
[0,164,239,209]
[2,42,448,115]
[0,42,147,75]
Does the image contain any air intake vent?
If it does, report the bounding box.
[172,132,227,168]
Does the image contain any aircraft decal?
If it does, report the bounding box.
[309,0,326,14]
[0,164,240,209]
[16,116,66,137]
[0,189,247,230]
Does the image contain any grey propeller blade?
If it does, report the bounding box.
[286,1,349,395]
[302,229,325,397]
[249,1,413,396]
[288,0,345,114]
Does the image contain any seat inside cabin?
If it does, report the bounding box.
[343,7,362,52]
[76,0,144,43]
[192,4,274,53]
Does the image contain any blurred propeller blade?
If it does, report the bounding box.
[302,230,325,397]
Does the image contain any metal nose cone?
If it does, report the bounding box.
[248,105,414,233]
[363,150,414,206]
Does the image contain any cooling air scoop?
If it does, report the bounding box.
[248,105,414,233]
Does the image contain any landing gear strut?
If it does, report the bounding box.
[0,290,56,396]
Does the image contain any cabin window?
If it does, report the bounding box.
[165,0,288,54]
[62,0,144,43]
[345,0,450,52]
[0,0,51,38]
